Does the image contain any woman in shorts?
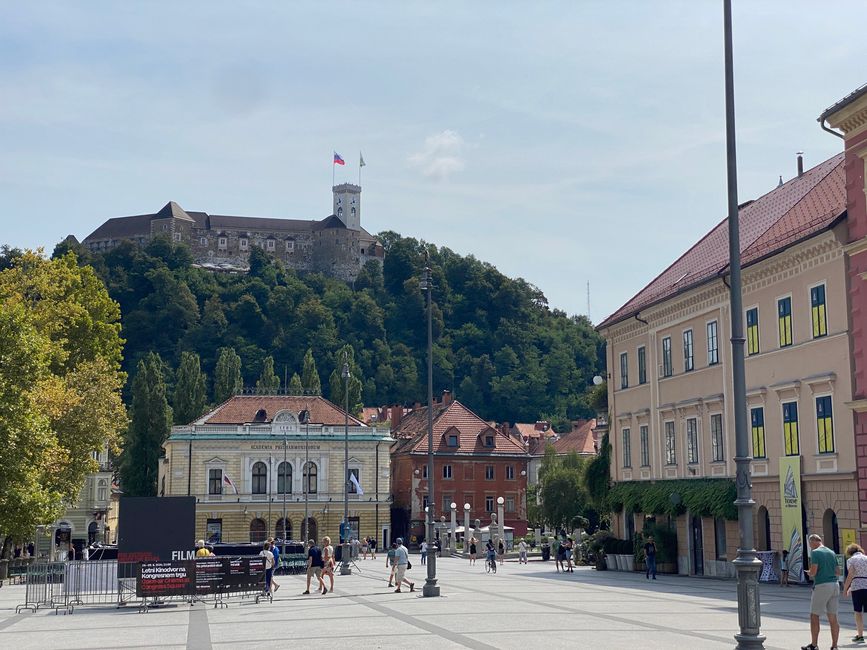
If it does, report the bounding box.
[844,543,867,643]
[469,537,477,565]
[321,536,335,594]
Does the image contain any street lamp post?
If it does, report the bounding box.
[420,262,440,597]
[340,360,351,576]
[281,419,287,557]
[299,408,310,545]
[723,1,763,647]
[450,503,457,554]
[497,496,505,549]
[463,503,471,558]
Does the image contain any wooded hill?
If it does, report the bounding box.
[54,233,605,427]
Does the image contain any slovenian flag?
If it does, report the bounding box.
[333,152,345,165]
[223,473,238,495]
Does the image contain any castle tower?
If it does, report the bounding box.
[332,183,361,231]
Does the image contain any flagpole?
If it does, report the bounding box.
[332,153,335,189]
[358,153,362,186]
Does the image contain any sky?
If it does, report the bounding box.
[1,1,865,323]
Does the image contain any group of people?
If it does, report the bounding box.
[802,533,867,650]
[257,538,282,595]
[302,536,335,595]
[419,538,443,564]
[552,537,575,573]
[385,538,415,592]
[360,536,378,560]
[466,537,510,568]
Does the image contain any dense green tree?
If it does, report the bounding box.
[214,347,243,403]
[301,348,321,395]
[120,353,171,497]
[173,351,208,424]
[256,355,280,393]
[288,373,303,395]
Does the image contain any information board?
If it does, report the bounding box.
[118,497,196,563]
[136,561,195,597]
[136,557,269,598]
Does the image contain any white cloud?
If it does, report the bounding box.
[408,129,466,180]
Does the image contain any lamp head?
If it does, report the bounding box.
[592,375,604,386]
[497,496,505,505]
[464,503,471,511]
[450,502,457,510]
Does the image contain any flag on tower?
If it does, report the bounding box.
[333,152,345,165]
[359,152,366,167]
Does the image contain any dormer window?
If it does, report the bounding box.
[253,408,267,422]
[286,240,295,252]
[484,435,494,447]
[448,434,459,447]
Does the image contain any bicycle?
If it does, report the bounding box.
[485,554,497,574]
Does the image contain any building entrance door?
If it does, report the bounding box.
[691,515,704,576]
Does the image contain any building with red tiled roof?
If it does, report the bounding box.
[598,141,859,579]
[820,83,867,548]
[159,394,392,547]
[390,391,530,541]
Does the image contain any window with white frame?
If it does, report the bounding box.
[686,418,699,464]
[443,464,453,479]
[662,337,673,377]
[622,428,632,468]
[485,465,494,480]
[266,239,275,251]
[665,421,676,464]
[209,468,223,495]
[707,320,719,365]
[173,232,181,242]
[506,465,515,480]
[485,495,494,512]
[239,238,248,251]
[505,495,516,512]
[286,240,295,252]
[218,237,227,250]
[200,237,208,246]
[710,413,724,462]
[683,329,694,372]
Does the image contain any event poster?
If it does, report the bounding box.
[779,456,805,583]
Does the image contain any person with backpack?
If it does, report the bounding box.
[259,542,275,595]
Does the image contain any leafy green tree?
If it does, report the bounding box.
[0,251,127,556]
[120,353,172,496]
[256,355,280,393]
[214,347,243,403]
[288,373,303,395]
[540,464,587,532]
[173,352,208,424]
[301,348,321,396]
[329,344,363,413]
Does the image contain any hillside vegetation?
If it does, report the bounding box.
[55,234,604,426]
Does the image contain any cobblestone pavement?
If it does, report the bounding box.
[0,556,857,649]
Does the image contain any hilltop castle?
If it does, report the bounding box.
[81,184,383,281]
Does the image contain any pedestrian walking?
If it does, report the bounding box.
[497,538,505,565]
[780,549,790,587]
[386,542,397,587]
[844,543,867,644]
[420,540,428,565]
[369,536,377,560]
[304,539,325,595]
[259,542,275,595]
[267,538,281,592]
[393,538,414,593]
[555,538,566,573]
[564,538,574,572]
[644,536,657,580]
[518,539,528,564]
[362,537,369,560]
[801,533,841,650]
[321,536,335,594]
[469,537,477,565]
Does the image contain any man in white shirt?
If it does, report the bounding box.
[518,539,529,564]
[393,538,415,593]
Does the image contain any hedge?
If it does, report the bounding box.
[608,478,737,520]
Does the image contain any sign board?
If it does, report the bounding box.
[118,497,196,563]
[136,561,195,597]
[779,457,805,583]
[136,557,269,597]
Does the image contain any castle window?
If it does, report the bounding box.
[218,237,227,250]
[351,207,356,217]
[266,240,275,251]
[361,249,365,255]
[286,241,294,252]
[200,237,207,246]
[173,232,181,242]
[239,238,248,251]
[337,207,343,217]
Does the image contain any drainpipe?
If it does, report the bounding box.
[819,118,844,140]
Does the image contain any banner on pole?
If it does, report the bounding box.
[779,456,805,583]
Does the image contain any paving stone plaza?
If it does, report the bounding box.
[0,556,854,649]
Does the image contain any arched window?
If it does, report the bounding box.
[277,462,292,494]
[275,518,292,541]
[252,462,268,495]
[249,518,267,543]
[303,462,318,494]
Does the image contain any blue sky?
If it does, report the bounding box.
[1,1,865,322]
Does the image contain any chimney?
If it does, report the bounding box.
[500,421,510,436]
[390,405,403,429]
[797,151,804,177]
[441,389,453,406]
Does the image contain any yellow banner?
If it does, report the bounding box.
[842,528,857,551]
[779,456,805,583]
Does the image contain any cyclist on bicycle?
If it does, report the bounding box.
[485,538,497,572]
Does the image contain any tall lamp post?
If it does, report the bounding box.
[450,503,457,553]
[420,262,440,597]
[723,1,763,646]
[463,503,471,557]
[281,417,288,557]
[340,360,351,576]
[299,408,310,544]
[497,496,505,548]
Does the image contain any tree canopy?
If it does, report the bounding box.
[57,233,605,423]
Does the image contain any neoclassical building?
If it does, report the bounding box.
[159,395,393,546]
[598,151,857,578]
[80,184,383,282]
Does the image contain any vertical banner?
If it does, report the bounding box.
[779,456,805,583]
[842,528,857,551]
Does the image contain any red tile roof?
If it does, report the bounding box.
[598,154,846,329]
[392,401,528,456]
[512,422,554,440]
[551,419,598,455]
[197,395,364,426]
